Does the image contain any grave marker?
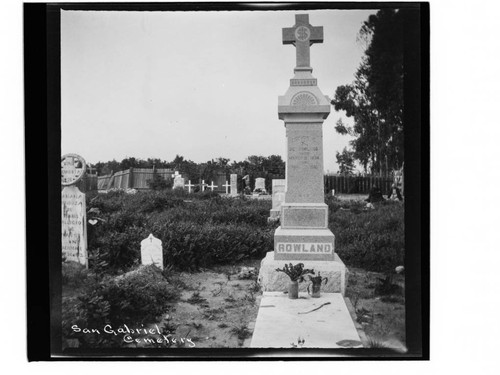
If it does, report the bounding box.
[258,14,346,294]
[223,181,231,194]
[61,154,88,268]
[208,181,218,192]
[254,177,266,193]
[140,234,163,270]
[186,180,194,193]
[173,175,185,189]
[270,179,286,218]
[230,174,238,196]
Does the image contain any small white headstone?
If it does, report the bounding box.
[272,179,286,210]
[230,174,238,196]
[140,234,163,270]
[255,177,266,192]
[173,176,185,189]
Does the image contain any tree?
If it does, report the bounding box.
[332,9,405,174]
[336,147,355,175]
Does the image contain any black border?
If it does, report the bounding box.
[25,2,429,361]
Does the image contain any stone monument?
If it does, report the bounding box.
[270,179,286,219]
[254,177,266,193]
[173,174,185,189]
[258,14,347,295]
[61,154,88,268]
[140,234,163,270]
[230,174,238,196]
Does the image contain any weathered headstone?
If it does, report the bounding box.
[173,175,185,189]
[140,234,163,270]
[270,179,286,218]
[61,154,88,268]
[230,174,238,196]
[258,14,346,294]
[254,177,266,193]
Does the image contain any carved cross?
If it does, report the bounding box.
[222,181,231,194]
[186,180,194,193]
[208,181,218,192]
[282,14,324,69]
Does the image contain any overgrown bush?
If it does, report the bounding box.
[62,265,179,348]
[328,199,404,273]
[86,190,273,272]
[85,190,403,274]
[147,174,172,190]
[62,261,89,288]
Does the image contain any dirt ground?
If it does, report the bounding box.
[141,259,263,348]
[134,261,406,350]
[345,268,406,351]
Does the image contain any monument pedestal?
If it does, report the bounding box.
[257,251,347,295]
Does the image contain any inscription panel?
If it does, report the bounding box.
[281,207,327,228]
[288,135,321,170]
[276,243,333,254]
[61,186,87,267]
[290,79,317,86]
[286,125,324,203]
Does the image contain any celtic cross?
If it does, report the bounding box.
[282,14,324,69]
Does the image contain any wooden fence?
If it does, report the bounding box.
[73,174,97,193]
[97,168,175,191]
[324,174,394,195]
[87,169,393,195]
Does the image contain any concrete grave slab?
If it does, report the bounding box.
[250,292,362,348]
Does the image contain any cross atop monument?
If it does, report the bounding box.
[282,14,323,71]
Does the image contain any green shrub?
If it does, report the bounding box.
[62,261,89,288]
[86,191,273,272]
[147,174,172,190]
[328,200,404,272]
[62,265,179,348]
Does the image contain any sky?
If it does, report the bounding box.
[61,9,377,173]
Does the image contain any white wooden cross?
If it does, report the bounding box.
[222,181,231,194]
[201,179,207,192]
[208,181,218,192]
[186,180,194,193]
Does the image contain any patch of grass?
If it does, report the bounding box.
[231,324,252,341]
[374,275,402,296]
[186,291,208,305]
[243,292,256,305]
[247,281,261,294]
[380,295,404,303]
[367,337,388,348]
[160,321,177,335]
[191,321,203,329]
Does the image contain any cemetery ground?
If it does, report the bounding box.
[62,190,405,350]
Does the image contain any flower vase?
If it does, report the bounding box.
[288,280,299,299]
